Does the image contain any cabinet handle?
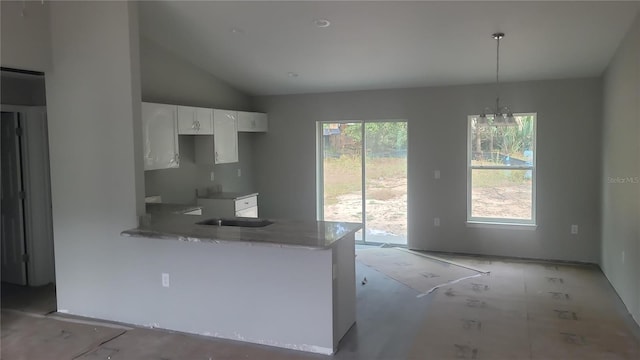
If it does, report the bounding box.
[192,121,197,130]
[215,151,219,163]
[174,153,180,164]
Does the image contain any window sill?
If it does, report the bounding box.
[466,221,537,231]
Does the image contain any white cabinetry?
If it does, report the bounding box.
[237,111,268,132]
[234,196,258,217]
[183,208,203,216]
[194,110,239,165]
[142,102,179,171]
[177,106,213,135]
[197,195,258,218]
[213,110,238,164]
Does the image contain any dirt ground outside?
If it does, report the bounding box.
[324,179,531,242]
[324,177,408,241]
[471,184,532,219]
[323,158,533,242]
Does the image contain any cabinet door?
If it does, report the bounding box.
[178,106,213,135]
[235,206,258,218]
[213,109,238,164]
[142,102,179,170]
[177,106,197,135]
[195,108,214,134]
[238,111,268,132]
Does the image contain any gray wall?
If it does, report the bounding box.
[252,78,603,263]
[601,13,640,324]
[0,1,51,72]
[140,38,257,204]
[45,0,144,315]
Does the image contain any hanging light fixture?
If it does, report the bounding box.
[478,32,516,126]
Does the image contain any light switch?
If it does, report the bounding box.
[434,170,441,179]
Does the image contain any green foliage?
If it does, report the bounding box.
[471,115,535,158]
[333,122,407,156]
[365,122,408,154]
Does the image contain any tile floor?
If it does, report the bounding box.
[1,251,639,359]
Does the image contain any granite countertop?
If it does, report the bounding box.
[197,192,258,201]
[121,213,362,250]
[145,203,202,215]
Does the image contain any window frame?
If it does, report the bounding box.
[466,113,537,226]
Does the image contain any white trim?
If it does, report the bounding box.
[360,122,366,243]
[316,120,408,244]
[315,122,324,221]
[466,113,537,226]
[470,165,534,170]
[466,221,538,231]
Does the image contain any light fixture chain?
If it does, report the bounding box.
[496,36,500,109]
[480,32,514,124]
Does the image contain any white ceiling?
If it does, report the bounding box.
[139,1,640,96]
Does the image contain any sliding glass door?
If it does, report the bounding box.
[318,121,407,244]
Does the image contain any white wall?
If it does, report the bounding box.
[140,38,250,110]
[252,78,603,263]
[0,1,51,72]
[140,38,257,203]
[601,13,640,324]
[45,1,143,314]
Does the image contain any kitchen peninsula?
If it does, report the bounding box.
[121,213,361,355]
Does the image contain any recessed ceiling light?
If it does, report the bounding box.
[313,19,331,28]
[287,72,299,78]
[230,27,245,34]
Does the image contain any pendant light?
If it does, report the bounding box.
[479,32,516,126]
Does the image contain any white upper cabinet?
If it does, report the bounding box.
[177,106,214,135]
[237,111,268,132]
[142,102,179,171]
[213,109,239,164]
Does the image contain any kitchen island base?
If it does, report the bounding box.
[123,230,356,355]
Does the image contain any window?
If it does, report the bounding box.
[467,114,536,225]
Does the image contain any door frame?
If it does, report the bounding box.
[1,111,28,284]
[316,119,408,244]
[1,104,55,286]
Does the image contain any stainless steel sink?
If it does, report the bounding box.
[196,218,273,228]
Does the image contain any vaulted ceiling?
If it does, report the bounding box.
[139,1,640,96]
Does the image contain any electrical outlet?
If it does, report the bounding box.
[571,225,578,235]
[210,171,215,182]
[622,251,625,264]
[434,170,441,179]
[162,273,170,288]
[237,168,241,177]
[434,217,440,227]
